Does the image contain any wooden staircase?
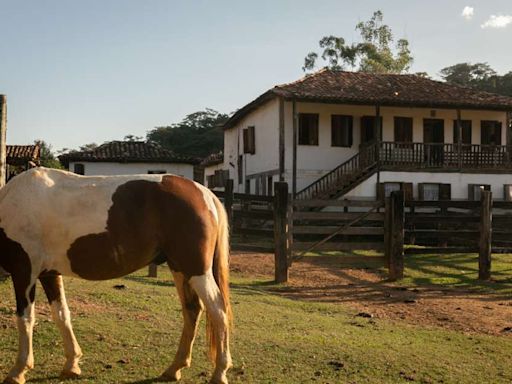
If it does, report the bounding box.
[295,142,379,200]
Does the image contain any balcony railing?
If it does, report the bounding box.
[380,142,512,170]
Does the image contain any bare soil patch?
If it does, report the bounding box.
[231,252,512,336]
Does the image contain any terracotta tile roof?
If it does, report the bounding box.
[224,69,512,129]
[59,141,199,165]
[200,151,223,167]
[6,144,40,165]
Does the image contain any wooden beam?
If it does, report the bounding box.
[456,109,462,170]
[389,190,405,280]
[479,190,492,280]
[292,100,298,197]
[0,95,6,187]
[278,97,285,182]
[273,182,289,283]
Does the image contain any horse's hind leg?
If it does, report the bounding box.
[189,271,231,384]
[39,274,82,379]
[4,274,36,384]
[161,271,203,381]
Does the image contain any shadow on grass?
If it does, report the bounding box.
[123,275,174,288]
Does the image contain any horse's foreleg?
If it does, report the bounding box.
[161,271,203,382]
[4,276,36,384]
[189,271,231,384]
[39,274,82,379]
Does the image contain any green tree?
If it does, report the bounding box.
[147,108,228,158]
[303,10,413,74]
[440,62,512,97]
[35,140,64,169]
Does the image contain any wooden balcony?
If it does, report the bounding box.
[379,142,512,171]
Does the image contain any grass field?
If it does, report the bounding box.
[0,253,511,384]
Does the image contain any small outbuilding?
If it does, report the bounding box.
[59,141,199,179]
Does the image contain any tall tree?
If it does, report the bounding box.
[303,10,413,74]
[35,140,63,169]
[440,62,512,97]
[147,108,228,158]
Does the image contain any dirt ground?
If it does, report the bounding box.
[230,252,512,336]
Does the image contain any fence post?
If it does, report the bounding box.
[384,197,391,269]
[273,182,289,283]
[148,263,158,278]
[389,190,405,280]
[224,179,234,228]
[479,190,492,280]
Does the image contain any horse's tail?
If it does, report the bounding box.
[207,194,232,362]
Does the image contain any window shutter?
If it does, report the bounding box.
[348,121,353,147]
[401,183,413,200]
[439,184,451,200]
[248,126,255,154]
[418,183,425,201]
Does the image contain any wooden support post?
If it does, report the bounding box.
[0,95,6,187]
[384,197,391,269]
[479,190,492,281]
[273,182,289,283]
[292,100,298,197]
[389,190,405,280]
[224,179,234,228]
[456,109,462,170]
[278,97,285,182]
[148,263,158,278]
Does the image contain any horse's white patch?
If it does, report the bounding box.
[196,183,218,224]
[0,168,167,277]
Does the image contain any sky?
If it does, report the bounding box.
[0,0,511,152]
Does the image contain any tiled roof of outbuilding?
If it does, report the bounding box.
[59,141,199,165]
[224,69,512,129]
[200,151,223,167]
[6,144,40,165]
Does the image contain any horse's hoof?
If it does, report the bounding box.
[59,369,81,380]
[159,371,181,382]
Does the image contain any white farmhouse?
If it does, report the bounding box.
[200,151,227,189]
[59,141,198,179]
[223,69,512,200]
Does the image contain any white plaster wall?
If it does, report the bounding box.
[345,171,512,200]
[68,161,194,179]
[224,98,280,192]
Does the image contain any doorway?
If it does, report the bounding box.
[423,119,444,166]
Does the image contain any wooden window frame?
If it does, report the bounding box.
[394,117,413,148]
[298,113,319,146]
[418,183,451,201]
[73,163,85,175]
[331,115,353,147]
[481,120,502,146]
[243,126,256,154]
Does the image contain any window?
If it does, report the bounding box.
[73,163,85,175]
[148,170,166,174]
[331,115,353,147]
[453,120,472,146]
[245,179,251,194]
[418,183,451,201]
[481,121,502,145]
[468,184,491,200]
[504,185,512,202]
[243,126,255,154]
[298,113,319,145]
[361,116,383,144]
[377,182,412,200]
[394,117,413,146]
[267,176,273,196]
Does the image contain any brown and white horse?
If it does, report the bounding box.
[0,167,232,384]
